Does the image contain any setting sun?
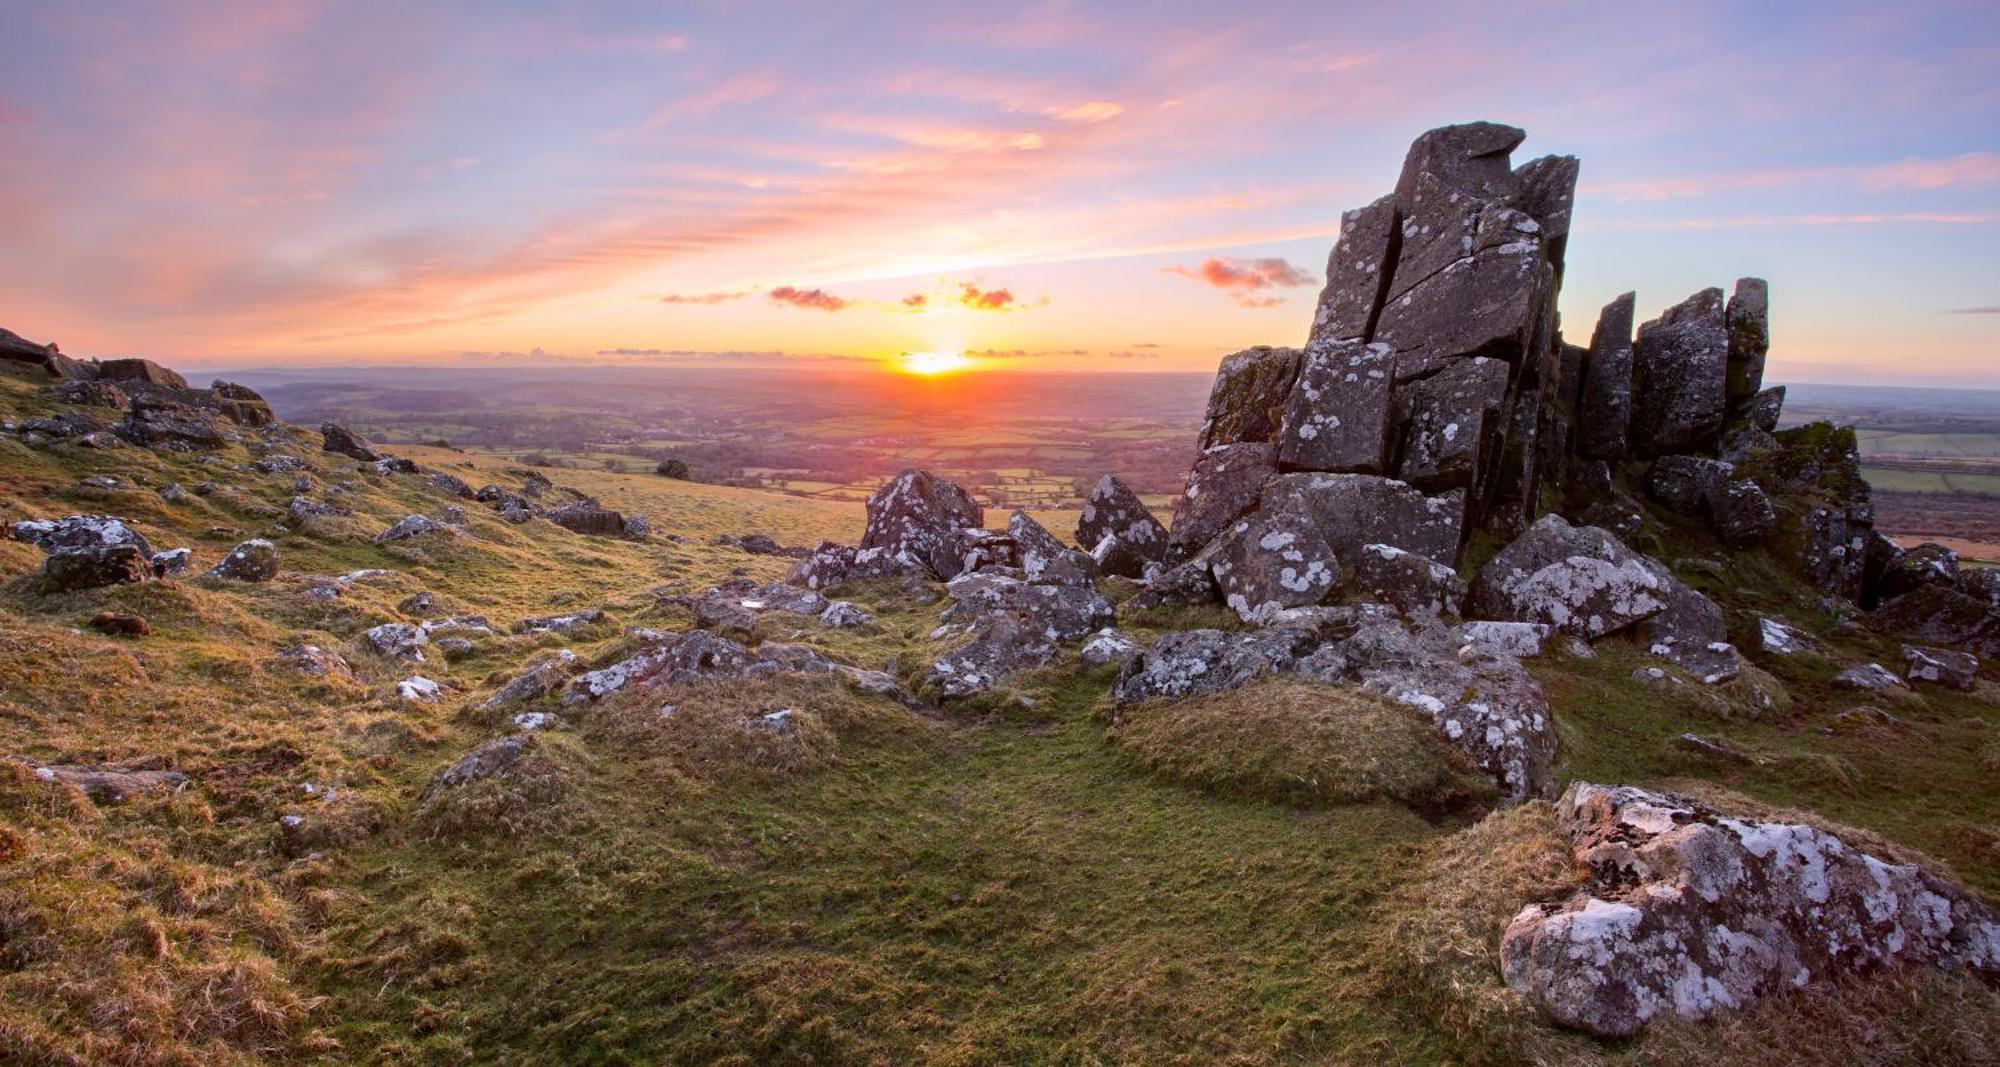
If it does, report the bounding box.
[899,350,973,375]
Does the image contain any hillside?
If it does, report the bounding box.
[3,121,1999,1067]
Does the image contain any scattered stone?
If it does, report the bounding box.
[374,514,451,543]
[11,514,153,558]
[41,545,150,592]
[1501,782,2000,1037]
[1076,475,1167,578]
[206,539,279,581]
[860,469,984,575]
[1903,645,1978,690]
[819,601,870,628]
[320,422,379,461]
[1079,628,1140,668]
[426,735,533,793]
[512,712,556,732]
[363,623,429,662]
[23,762,189,802]
[1456,620,1552,659]
[278,643,353,680]
[1112,628,1316,705]
[1755,617,1816,656]
[397,677,443,703]
[483,651,579,709]
[512,609,607,635]
[149,547,191,576]
[546,502,627,538]
[787,541,925,590]
[620,514,651,540]
[1833,662,1905,691]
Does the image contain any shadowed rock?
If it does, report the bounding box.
[1166,442,1275,563]
[1196,346,1301,449]
[320,422,380,462]
[860,469,983,576]
[1076,475,1167,578]
[1209,508,1339,624]
[1277,338,1394,473]
[1631,288,1729,456]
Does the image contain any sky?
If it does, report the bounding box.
[1,0,1996,384]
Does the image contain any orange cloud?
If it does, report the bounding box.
[768,285,850,311]
[955,282,1018,311]
[659,290,749,304]
[1164,256,1316,306]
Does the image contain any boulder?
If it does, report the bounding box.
[1637,581,1740,683]
[1123,552,1221,614]
[150,547,192,576]
[208,381,275,426]
[1709,479,1776,549]
[88,611,149,637]
[1349,620,1556,797]
[1630,288,1729,456]
[1455,620,1552,659]
[546,502,627,538]
[363,622,429,662]
[861,469,983,575]
[1902,645,1978,690]
[54,379,127,408]
[1748,385,1786,433]
[1874,542,1960,603]
[426,736,534,793]
[620,514,650,541]
[1165,442,1276,563]
[1112,628,1316,705]
[1208,509,1339,624]
[320,422,380,462]
[1869,584,1998,652]
[1645,455,1734,515]
[787,541,925,591]
[819,602,871,628]
[512,609,607,635]
[1259,473,1466,566]
[207,539,279,581]
[1469,515,1670,639]
[428,471,476,499]
[1352,543,1466,617]
[96,358,188,390]
[1501,782,2000,1037]
[1755,617,1816,656]
[1196,346,1301,449]
[40,546,149,592]
[397,677,443,703]
[11,515,153,558]
[278,643,353,680]
[120,396,227,450]
[1079,628,1141,668]
[1076,475,1167,578]
[1007,510,1095,587]
[1276,338,1394,473]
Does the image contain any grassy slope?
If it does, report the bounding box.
[1,363,1995,1064]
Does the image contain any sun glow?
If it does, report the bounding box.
[899,350,973,375]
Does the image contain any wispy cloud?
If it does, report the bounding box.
[1587,152,2000,202]
[1604,212,1998,230]
[659,290,750,305]
[1946,305,2000,314]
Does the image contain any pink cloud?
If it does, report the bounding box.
[1587,152,2000,202]
[659,290,749,305]
[1164,256,1316,306]
[768,285,850,311]
[955,282,1018,311]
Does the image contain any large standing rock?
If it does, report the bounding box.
[1276,338,1394,473]
[320,422,380,462]
[1630,288,1729,456]
[1371,222,1553,383]
[1501,783,2000,1037]
[1196,346,1301,449]
[1076,475,1167,578]
[1725,278,1770,414]
[1578,292,1636,461]
[1166,442,1276,565]
[861,469,983,575]
[1208,509,1339,624]
[1469,514,1670,639]
[1259,473,1466,567]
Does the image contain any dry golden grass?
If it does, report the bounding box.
[1107,675,1495,812]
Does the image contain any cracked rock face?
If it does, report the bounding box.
[1260,472,1466,567]
[1166,442,1276,564]
[861,469,984,577]
[1196,346,1301,450]
[1631,288,1730,457]
[1277,338,1394,473]
[1501,783,2000,1037]
[1469,514,1669,639]
[1076,474,1167,578]
[1351,543,1465,617]
[1209,509,1339,624]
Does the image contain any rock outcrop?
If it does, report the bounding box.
[1502,783,2000,1037]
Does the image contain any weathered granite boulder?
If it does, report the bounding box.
[363,622,429,662]
[24,762,190,802]
[12,515,154,559]
[787,541,925,591]
[1902,645,1978,690]
[1260,473,1466,566]
[1869,584,1999,652]
[561,631,845,704]
[1208,509,1339,624]
[1834,662,1906,691]
[1637,580,1740,683]
[483,650,579,709]
[1277,338,1394,473]
[1577,293,1636,459]
[861,469,983,575]
[1007,510,1095,588]
[1748,386,1786,433]
[207,539,279,581]
[1350,543,1465,617]
[320,422,380,462]
[1501,783,2000,1037]
[426,735,534,794]
[1469,515,1669,639]
[1076,475,1167,578]
[375,514,451,543]
[1122,551,1221,615]
[208,381,275,426]
[1112,627,1316,705]
[1874,542,1960,603]
[121,396,227,450]
[1196,346,1300,449]
[1755,617,1816,656]
[1630,288,1728,457]
[513,609,606,635]
[1079,628,1141,668]
[1166,442,1276,563]
[278,643,354,680]
[1307,194,1397,345]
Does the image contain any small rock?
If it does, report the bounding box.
[1902,645,1978,690]
[397,677,442,703]
[1833,662,1905,691]
[87,611,149,637]
[207,539,279,581]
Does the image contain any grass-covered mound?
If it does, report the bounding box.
[1107,676,1495,812]
[1378,791,2000,1067]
